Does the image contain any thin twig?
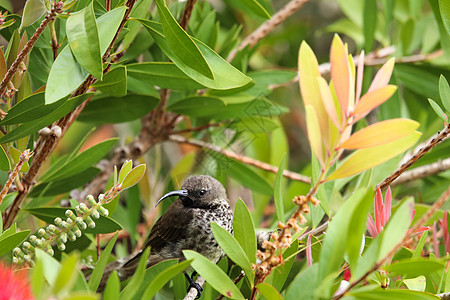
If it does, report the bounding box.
[378,123,450,190]
[333,185,450,300]
[227,0,309,62]
[179,0,197,30]
[0,149,32,205]
[172,122,224,134]
[168,134,311,183]
[392,157,450,186]
[183,276,206,300]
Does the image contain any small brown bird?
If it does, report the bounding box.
[111,175,233,296]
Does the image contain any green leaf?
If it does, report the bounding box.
[29,167,100,197]
[122,0,152,50]
[233,198,257,264]
[412,230,428,259]
[440,0,450,35]
[363,0,377,51]
[227,160,273,195]
[0,92,67,125]
[53,253,79,294]
[119,248,150,300]
[0,145,10,171]
[0,229,30,256]
[88,232,118,291]
[210,222,254,283]
[428,98,448,122]
[257,283,282,300]
[92,66,127,97]
[183,250,245,300]
[9,147,29,172]
[35,249,61,286]
[133,259,178,299]
[19,0,46,30]
[386,258,444,278]
[318,189,369,295]
[126,62,205,90]
[45,6,126,104]
[138,19,252,90]
[226,0,271,19]
[66,2,103,79]
[274,153,286,223]
[155,0,213,79]
[121,164,146,190]
[141,260,191,299]
[348,287,440,299]
[285,263,319,300]
[119,160,133,184]
[103,271,120,300]
[167,96,225,117]
[24,207,122,234]
[439,75,450,113]
[41,138,118,182]
[78,94,159,124]
[0,193,17,212]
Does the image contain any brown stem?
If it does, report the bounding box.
[227,0,310,62]
[3,0,139,229]
[333,185,450,300]
[172,122,224,134]
[49,19,59,60]
[0,149,32,205]
[168,134,311,183]
[392,157,450,186]
[105,0,111,11]
[179,0,197,30]
[378,123,450,190]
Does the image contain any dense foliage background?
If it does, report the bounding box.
[1,0,450,299]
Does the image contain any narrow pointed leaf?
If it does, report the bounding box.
[305,105,324,166]
[104,271,120,300]
[138,19,251,90]
[119,160,133,184]
[274,154,287,223]
[119,248,150,300]
[211,222,254,282]
[439,75,450,112]
[183,250,245,300]
[236,0,271,19]
[0,230,30,256]
[327,131,421,180]
[155,0,213,79]
[363,0,377,52]
[0,145,10,171]
[233,198,257,264]
[257,283,282,300]
[142,260,191,299]
[121,164,146,190]
[317,76,339,128]
[353,85,397,121]
[92,66,127,97]
[88,232,118,291]
[66,2,103,79]
[298,41,329,140]
[368,58,395,92]
[330,34,351,115]
[428,98,448,123]
[339,118,420,149]
[440,0,450,35]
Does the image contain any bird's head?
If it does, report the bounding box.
[155,175,228,208]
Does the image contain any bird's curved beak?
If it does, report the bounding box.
[155,189,189,207]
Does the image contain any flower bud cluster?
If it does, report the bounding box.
[13,194,109,265]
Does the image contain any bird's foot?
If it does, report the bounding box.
[185,272,203,299]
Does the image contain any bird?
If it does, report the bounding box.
[98,175,234,296]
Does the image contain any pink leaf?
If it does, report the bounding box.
[306,234,312,267]
[383,187,392,227]
[353,85,397,121]
[368,57,395,92]
[443,213,450,254]
[374,187,383,233]
[433,222,440,258]
[330,34,351,116]
[367,214,378,238]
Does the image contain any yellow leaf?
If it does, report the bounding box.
[339,118,420,149]
[298,42,329,143]
[317,77,339,128]
[330,34,351,116]
[368,58,395,92]
[353,85,397,121]
[326,131,421,181]
[305,105,324,166]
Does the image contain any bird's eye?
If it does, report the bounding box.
[199,189,206,196]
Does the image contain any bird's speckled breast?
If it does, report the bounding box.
[187,201,233,263]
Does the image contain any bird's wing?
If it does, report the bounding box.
[145,199,193,252]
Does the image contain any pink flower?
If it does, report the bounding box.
[367,187,429,238]
[0,261,34,300]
